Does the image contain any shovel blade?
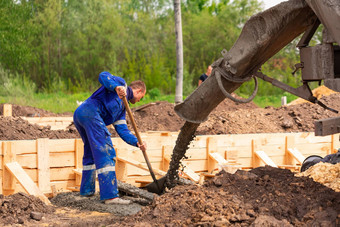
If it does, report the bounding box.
[145,176,166,195]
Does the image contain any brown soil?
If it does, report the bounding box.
[1,167,339,226]
[1,92,340,140]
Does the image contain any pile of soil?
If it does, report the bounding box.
[1,92,340,140]
[296,162,340,192]
[0,103,72,117]
[0,192,54,226]
[0,117,79,140]
[115,167,340,226]
[2,167,339,226]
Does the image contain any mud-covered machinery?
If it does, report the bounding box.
[175,0,340,136]
[165,0,340,189]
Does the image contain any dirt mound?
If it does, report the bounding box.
[0,116,79,140]
[0,103,72,117]
[2,93,340,140]
[288,85,338,106]
[108,166,340,226]
[296,162,340,192]
[0,192,54,226]
[5,166,337,226]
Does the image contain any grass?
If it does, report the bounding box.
[251,92,298,108]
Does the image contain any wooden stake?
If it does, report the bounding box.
[75,139,83,169]
[161,146,172,171]
[206,137,218,173]
[3,104,12,117]
[3,141,16,195]
[116,148,128,182]
[37,138,50,193]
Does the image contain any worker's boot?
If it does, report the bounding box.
[104,197,131,205]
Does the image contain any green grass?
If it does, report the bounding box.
[251,92,298,108]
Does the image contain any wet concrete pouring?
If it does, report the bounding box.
[1,92,340,226]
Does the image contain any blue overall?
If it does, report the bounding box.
[73,71,138,200]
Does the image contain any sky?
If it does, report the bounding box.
[262,0,286,9]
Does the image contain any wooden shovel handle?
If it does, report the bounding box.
[122,96,143,144]
[122,96,158,182]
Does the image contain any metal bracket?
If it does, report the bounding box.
[292,63,304,75]
[255,71,338,113]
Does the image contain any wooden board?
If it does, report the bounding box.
[3,104,12,117]
[254,150,278,167]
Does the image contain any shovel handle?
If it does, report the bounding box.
[122,96,158,182]
[122,96,143,143]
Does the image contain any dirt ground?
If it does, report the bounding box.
[1,92,340,226]
[1,166,339,226]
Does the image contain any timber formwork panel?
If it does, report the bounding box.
[1,132,339,196]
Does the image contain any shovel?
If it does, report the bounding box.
[122,96,166,194]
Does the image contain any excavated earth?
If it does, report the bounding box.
[1,92,340,226]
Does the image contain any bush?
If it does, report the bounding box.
[148,88,161,99]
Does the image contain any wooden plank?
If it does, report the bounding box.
[3,141,16,195]
[287,148,305,164]
[116,148,128,182]
[74,139,83,169]
[14,180,77,196]
[209,153,229,165]
[17,152,75,169]
[285,136,296,165]
[10,140,37,155]
[5,162,51,205]
[117,156,166,176]
[254,150,278,167]
[0,170,2,194]
[295,133,332,144]
[25,167,76,182]
[331,134,340,154]
[112,135,177,150]
[133,103,156,111]
[161,146,172,171]
[22,117,73,123]
[181,166,200,183]
[206,137,218,173]
[182,160,208,172]
[37,138,50,193]
[3,104,12,117]
[293,143,331,156]
[50,152,75,168]
[49,139,76,153]
[73,169,83,186]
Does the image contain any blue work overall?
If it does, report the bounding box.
[73,72,138,200]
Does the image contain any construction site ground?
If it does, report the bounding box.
[1,90,340,226]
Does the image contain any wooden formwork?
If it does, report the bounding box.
[1,131,339,200]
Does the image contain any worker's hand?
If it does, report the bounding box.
[137,141,147,152]
[115,86,126,99]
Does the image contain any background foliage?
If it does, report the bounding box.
[0,0,323,110]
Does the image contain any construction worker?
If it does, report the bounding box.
[73,71,147,205]
[198,65,212,86]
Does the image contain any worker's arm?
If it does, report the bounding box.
[98,71,126,93]
[113,113,138,147]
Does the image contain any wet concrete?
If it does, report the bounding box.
[51,192,142,216]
